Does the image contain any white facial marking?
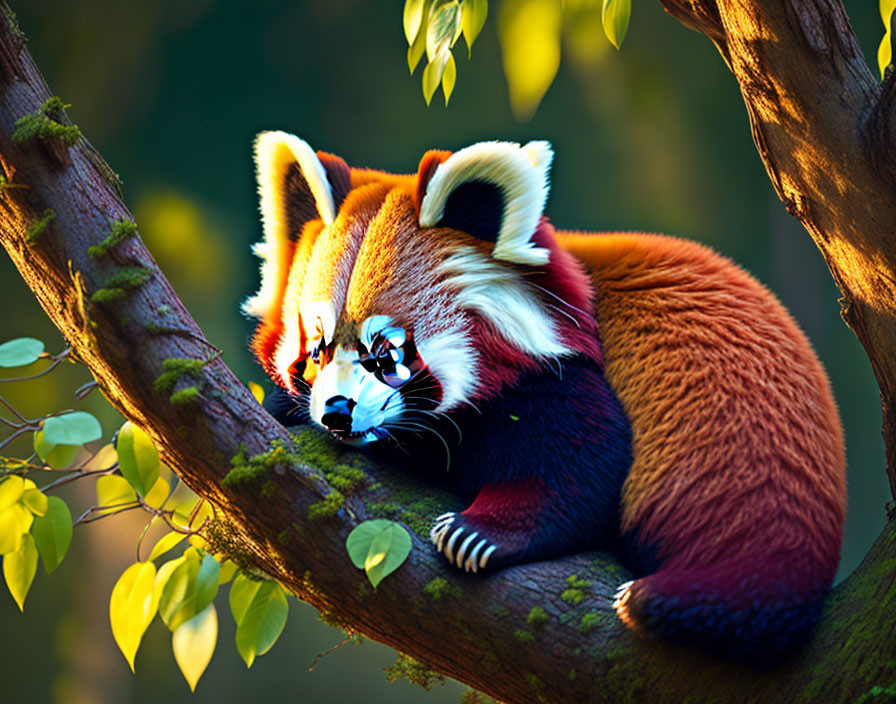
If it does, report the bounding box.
[309,345,402,445]
[438,246,570,360]
[416,329,478,413]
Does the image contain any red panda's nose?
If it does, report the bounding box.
[321,395,355,434]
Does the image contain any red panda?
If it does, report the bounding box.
[246,132,846,662]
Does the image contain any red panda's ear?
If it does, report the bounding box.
[244,132,339,319]
[418,141,554,266]
[414,149,452,214]
[317,151,352,212]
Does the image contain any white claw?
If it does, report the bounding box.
[613,580,634,607]
[455,532,478,567]
[436,524,451,551]
[431,518,454,536]
[445,527,464,563]
[435,512,455,522]
[615,580,634,597]
[479,544,498,569]
[466,539,487,574]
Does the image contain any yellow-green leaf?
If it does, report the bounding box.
[96,475,138,513]
[462,0,488,57]
[148,531,187,562]
[880,0,896,78]
[404,0,427,44]
[601,0,631,50]
[3,532,37,610]
[0,503,33,555]
[217,560,238,585]
[153,555,187,601]
[21,487,48,517]
[248,381,265,404]
[80,443,118,471]
[427,1,461,61]
[345,519,413,588]
[497,0,562,121]
[0,476,24,512]
[172,603,218,692]
[229,573,262,626]
[30,496,72,573]
[159,550,219,632]
[442,51,457,104]
[144,477,172,510]
[33,430,79,470]
[116,421,160,497]
[408,12,428,74]
[231,577,288,668]
[110,562,159,671]
[422,53,449,105]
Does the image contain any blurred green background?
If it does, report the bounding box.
[0,1,888,702]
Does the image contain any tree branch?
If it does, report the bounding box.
[658,0,896,499]
[0,7,894,703]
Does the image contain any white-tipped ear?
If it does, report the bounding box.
[243,131,336,319]
[418,140,553,266]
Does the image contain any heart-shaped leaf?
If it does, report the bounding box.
[345,519,412,588]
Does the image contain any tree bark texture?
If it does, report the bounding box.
[0,4,894,703]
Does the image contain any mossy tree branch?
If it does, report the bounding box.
[0,5,894,703]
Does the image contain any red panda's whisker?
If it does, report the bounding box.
[527,280,592,319]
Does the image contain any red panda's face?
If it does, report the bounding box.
[245,134,594,444]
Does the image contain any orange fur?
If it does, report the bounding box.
[557,231,846,583]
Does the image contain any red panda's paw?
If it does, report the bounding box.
[429,513,502,573]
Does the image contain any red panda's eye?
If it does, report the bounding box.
[310,339,325,364]
[288,358,306,380]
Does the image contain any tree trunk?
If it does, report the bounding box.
[0,3,894,702]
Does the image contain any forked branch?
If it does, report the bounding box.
[0,6,894,703]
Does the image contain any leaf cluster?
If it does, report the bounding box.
[0,335,291,692]
[402,0,632,119]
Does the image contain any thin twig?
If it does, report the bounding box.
[0,393,28,423]
[74,501,141,526]
[41,465,118,493]
[73,380,98,400]
[0,425,34,451]
[309,632,356,672]
[0,414,21,429]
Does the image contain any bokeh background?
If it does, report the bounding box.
[0,1,888,702]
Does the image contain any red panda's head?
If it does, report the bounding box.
[245,133,599,444]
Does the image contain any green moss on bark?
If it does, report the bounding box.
[423,577,461,600]
[384,653,445,691]
[527,606,548,628]
[87,219,138,258]
[90,266,152,303]
[25,209,55,244]
[169,386,199,405]
[154,354,219,392]
[12,97,81,147]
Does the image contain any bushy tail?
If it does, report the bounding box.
[614,558,830,663]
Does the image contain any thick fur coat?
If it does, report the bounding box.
[246,133,846,661]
